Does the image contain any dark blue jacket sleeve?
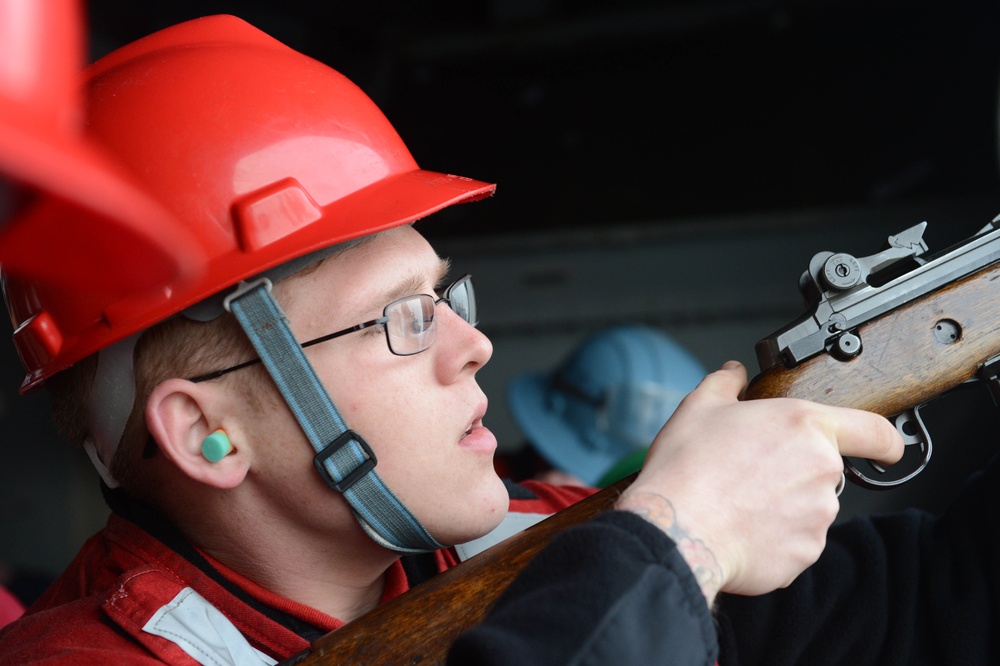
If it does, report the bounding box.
[449,511,718,666]
[716,453,1000,665]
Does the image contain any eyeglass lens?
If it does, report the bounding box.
[384,275,476,355]
[445,276,477,327]
[386,296,435,355]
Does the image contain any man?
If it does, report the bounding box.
[0,14,906,665]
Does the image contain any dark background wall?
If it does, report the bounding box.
[2,0,999,587]
[85,0,1000,244]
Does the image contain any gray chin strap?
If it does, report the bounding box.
[84,332,143,489]
[222,277,443,554]
[80,246,353,487]
[84,238,442,552]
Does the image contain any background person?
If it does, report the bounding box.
[502,324,706,487]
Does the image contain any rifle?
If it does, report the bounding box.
[282,217,1000,665]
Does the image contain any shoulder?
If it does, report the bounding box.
[0,514,280,665]
[506,478,596,513]
[0,586,24,629]
[0,593,170,665]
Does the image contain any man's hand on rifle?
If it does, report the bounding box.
[616,360,904,605]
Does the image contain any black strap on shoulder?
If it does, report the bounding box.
[503,477,539,500]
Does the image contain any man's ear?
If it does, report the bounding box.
[145,378,250,489]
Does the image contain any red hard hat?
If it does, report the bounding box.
[6,14,495,392]
[0,0,203,314]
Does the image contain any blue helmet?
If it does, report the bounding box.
[507,325,706,486]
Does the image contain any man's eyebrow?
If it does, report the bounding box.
[381,258,451,303]
[436,257,452,286]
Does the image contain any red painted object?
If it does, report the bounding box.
[4,13,494,391]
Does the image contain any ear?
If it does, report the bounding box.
[145,378,250,489]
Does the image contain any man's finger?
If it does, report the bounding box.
[825,406,905,465]
[690,360,748,401]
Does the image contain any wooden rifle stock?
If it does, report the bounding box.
[286,259,1000,666]
[742,260,1000,410]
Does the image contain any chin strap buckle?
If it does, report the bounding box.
[314,430,377,493]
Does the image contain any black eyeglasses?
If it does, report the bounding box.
[189,274,478,382]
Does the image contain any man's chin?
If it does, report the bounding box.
[436,481,510,546]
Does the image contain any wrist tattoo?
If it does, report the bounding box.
[618,491,723,604]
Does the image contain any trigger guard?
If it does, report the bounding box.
[843,406,933,490]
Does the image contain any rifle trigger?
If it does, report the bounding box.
[844,405,933,490]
